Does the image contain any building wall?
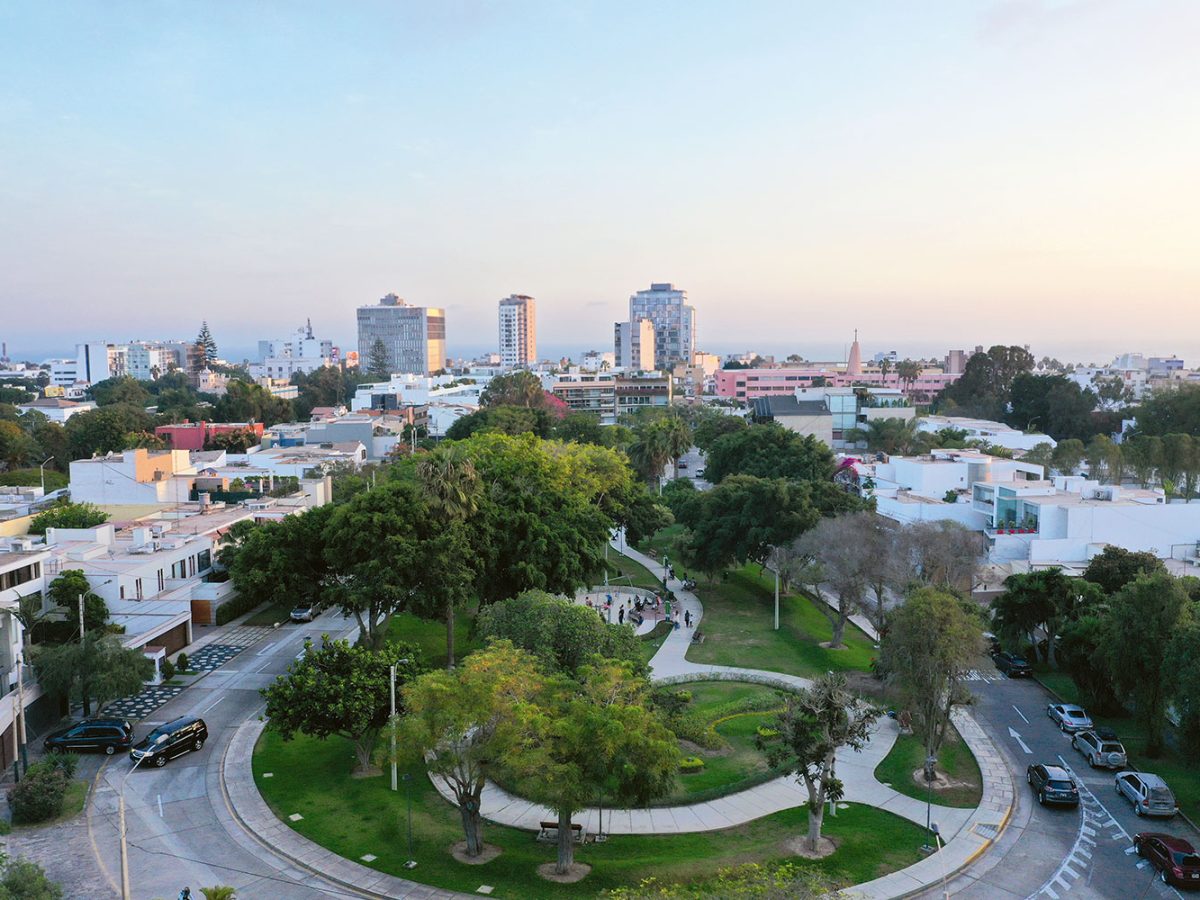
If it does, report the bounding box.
[629,284,693,368]
[498,295,536,368]
[357,294,445,375]
[773,413,834,445]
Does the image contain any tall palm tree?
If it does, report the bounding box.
[628,425,672,493]
[661,417,693,480]
[417,444,480,667]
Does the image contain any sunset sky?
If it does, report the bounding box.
[1,1,1197,363]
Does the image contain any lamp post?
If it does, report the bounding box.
[390,658,410,792]
[38,456,54,495]
[402,772,417,868]
[921,753,937,853]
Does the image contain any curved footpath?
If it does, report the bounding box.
[224,541,1015,899]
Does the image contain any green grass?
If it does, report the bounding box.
[386,610,481,669]
[873,730,982,808]
[605,550,665,591]
[636,523,685,560]
[242,602,295,627]
[15,779,89,830]
[638,620,672,664]
[254,730,928,897]
[686,565,877,679]
[1033,666,1200,821]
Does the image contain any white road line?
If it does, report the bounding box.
[1125,846,1137,855]
[157,794,163,817]
[1042,887,1059,900]
[256,642,277,656]
[1013,705,1030,724]
[199,697,224,714]
[252,658,272,673]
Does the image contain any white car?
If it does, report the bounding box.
[1048,703,1093,734]
[1072,730,1127,769]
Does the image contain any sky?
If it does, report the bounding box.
[1,1,1198,365]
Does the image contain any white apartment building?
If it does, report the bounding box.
[916,415,1056,452]
[580,351,615,372]
[0,546,51,770]
[16,397,96,423]
[551,371,672,425]
[498,295,537,369]
[74,340,193,384]
[69,450,199,506]
[250,322,335,380]
[47,358,81,389]
[357,293,446,376]
[628,283,695,368]
[614,318,655,370]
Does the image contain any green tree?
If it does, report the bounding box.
[64,404,156,458]
[1082,546,1166,595]
[0,421,39,471]
[444,405,554,440]
[1007,373,1098,441]
[366,338,390,380]
[204,427,261,453]
[992,568,1102,668]
[1104,572,1193,754]
[627,420,673,491]
[1060,614,1119,713]
[1166,618,1200,761]
[28,501,109,535]
[212,379,293,426]
[31,634,154,716]
[760,672,879,852]
[480,370,546,408]
[0,854,64,899]
[691,408,748,453]
[1123,435,1162,488]
[89,376,152,407]
[845,417,927,455]
[262,638,422,773]
[882,588,982,758]
[660,416,693,480]
[45,570,108,633]
[1135,384,1200,437]
[936,345,1035,420]
[511,661,679,874]
[382,642,542,857]
[1050,438,1086,476]
[476,591,644,676]
[195,321,218,369]
[704,424,834,484]
[226,507,334,607]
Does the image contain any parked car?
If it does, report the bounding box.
[992,651,1032,677]
[678,461,688,469]
[290,604,316,623]
[130,716,209,769]
[1072,730,1127,769]
[43,718,133,756]
[982,632,1002,655]
[1027,763,1080,806]
[1093,725,1120,742]
[1134,832,1200,887]
[1117,772,1178,818]
[1047,703,1094,733]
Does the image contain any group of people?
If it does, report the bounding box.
[581,585,697,632]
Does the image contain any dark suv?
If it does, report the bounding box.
[993,651,1033,677]
[1027,763,1080,806]
[43,718,133,756]
[130,716,208,768]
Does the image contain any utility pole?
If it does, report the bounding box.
[773,564,780,631]
[78,593,86,639]
[390,664,398,792]
[16,655,27,775]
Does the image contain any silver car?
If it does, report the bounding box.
[1047,703,1093,733]
[1116,771,1178,818]
[1072,730,1127,769]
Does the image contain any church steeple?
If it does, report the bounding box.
[847,329,862,376]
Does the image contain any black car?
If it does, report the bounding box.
[43,718,134,756]
[1027,763,1080,806]
[993,651,1033,677]
[130,716,208,768]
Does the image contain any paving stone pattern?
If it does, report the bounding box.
[188,643,247,671]
[102,684,185,720]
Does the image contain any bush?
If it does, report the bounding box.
[756,725,780,739]
[42,751,78,780]
[0,856,63,899]
[159,658,176,681]
[176,652,190,672]
[0,468,69,491]
[8,762,68,824]
[28,501,109,535]
[215,592,259,625]
[679,756,705,774]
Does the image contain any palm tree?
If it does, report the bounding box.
[417,444,480,667]
[895,359,921,393]
[628,425,672,493]
[661,417,693,479]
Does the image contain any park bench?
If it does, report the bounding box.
[691,630,705,644]
[537,820,585,843]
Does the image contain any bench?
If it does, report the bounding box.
[537,820,585,843]
[691,630,705,644]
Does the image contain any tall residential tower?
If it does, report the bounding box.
[497,294,537,368]
[628,282,695,369]
[357,293,446,376]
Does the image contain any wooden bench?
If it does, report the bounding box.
[691,630,705,644]
[537,820,585,843]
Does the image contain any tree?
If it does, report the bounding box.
[846,417,927,456]
[627,421,672,491]
[1105,573,1193,754]
[1135,384,1200,437]
[212,379,293,426]
[0,421,39,471]
[901,520,983,596]
[793,514,880,648]
[936,346,1035,420]
[991,568,1102,668]
[45,570,108,634]
[195,321,218,369]
[28,501,108,535]
[1082,546,1166,595]
[444,405,554,440]
[382,642,542,857]
[1165,619,1200,761]
[89,376,151,408]
[204,427,261,453]
[262,637,423,773]
[227,506,335,610]
[1007,373,1098,442]
[64,404,156,458]
[0,854,63,899]
[1123,435,1163,488]
[1050,438,1086,476]
[692,409,748,453]
[659,417,693,479]
[882,588,982,759]
[31,634,155,716]
[511,661,678,874]
[705,424,835,484]
[480,370,546,408]
[1086,435,1122,485]
[476,591,644,676]
[1020,442,1054,474]
[760,673,878,852]
[1060,614,1120,714]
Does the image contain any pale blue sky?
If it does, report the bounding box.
[2,2,1198,363]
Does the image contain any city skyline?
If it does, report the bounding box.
[2,2,1198,360]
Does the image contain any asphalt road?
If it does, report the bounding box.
[29,611,364,900]
[919,668,1198,900]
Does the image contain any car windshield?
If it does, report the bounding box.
[1048,780,1074,790]
[1010,656,1028,664]
[1149,787,1173,802]
[1175,853,1200,867]
[1064,707,1086,717]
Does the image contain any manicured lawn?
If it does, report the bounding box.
[242,602,294,627]
[874,730,982,809]
[605,549,664,591]
[687,565,877,679]
[1033,667,1200,820]
[636,523,685,560]
[638,620,672,663]
[386,610,480,669]
[254,730,928,897]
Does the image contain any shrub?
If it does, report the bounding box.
[755,725,780,739]
[42,751,78,780]
[8,763,68,824]
[215,592,259,625]
[176,652,190,672]
[679,756,705,774]
[159,658,176,681]
[28,501,109,535]
[0,856,63,899]
[669,712,722,750]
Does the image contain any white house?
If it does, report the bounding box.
[17,397,96,423]
[916,416,1055,452]
[69,449,198,506]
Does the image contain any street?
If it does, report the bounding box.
[921,669,1197,900]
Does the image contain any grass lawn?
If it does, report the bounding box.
[874,730,982,809]
[605,550,664,591]
[1033,666,1200,820]
[687,565,877,679]
[638,620,672,664]
[386,610,481,670]
[242,602,294,627]
[254,730,928,898]
[636,523,685,560]
[15,779,89,830]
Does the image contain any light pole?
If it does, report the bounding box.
[390,658,410,792]
[38,456,54,495]
[921,753,937,853]
[122,734,168,899]
[402,772,417,868]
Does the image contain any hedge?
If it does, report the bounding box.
[214,591,260,625]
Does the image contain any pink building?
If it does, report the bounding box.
[713,367,961,402]
[155,420,265,451]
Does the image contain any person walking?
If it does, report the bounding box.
[684,609,691,628]
[618,607,625,626]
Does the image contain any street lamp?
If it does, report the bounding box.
[390,658,410,792]
[921,753,937,854]
[402,772,417,869]
[37,456,54,495]
[122,734,169,899]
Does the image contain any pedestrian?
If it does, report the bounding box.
[684,610,691,628]
[598,607,605,622]
[673,610,680,630]
[619,607,625,625]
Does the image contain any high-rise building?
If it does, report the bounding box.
[628,283,695,369]
[357,293,446,377]
[614,318,655,370]
[497,295,536,369]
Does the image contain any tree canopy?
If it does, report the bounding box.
[704,424,835,484]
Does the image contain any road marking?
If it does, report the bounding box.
[1042,887,1059,900]
[157,793,163,817]
[1125,846,1137,855]
[1013,705,1030,724]
[1008,726,1032,754]
[252,658,272,673]
[256,642,277,656]
[1137,860,1148,869]
[200,697,224,714]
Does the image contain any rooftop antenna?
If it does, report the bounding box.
[306,317,314,339]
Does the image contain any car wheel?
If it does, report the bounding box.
[193,738,204,751]
[1038,791,1046,805]
[105,744,116,756]
[153,755,166,768]
[1135,841,1144,858]
[1088,755,1096,768]
[1161,869,1169,885]
[1060,721,1068,733]
[1134,803,1144,817]
[1027,771,1032,784]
